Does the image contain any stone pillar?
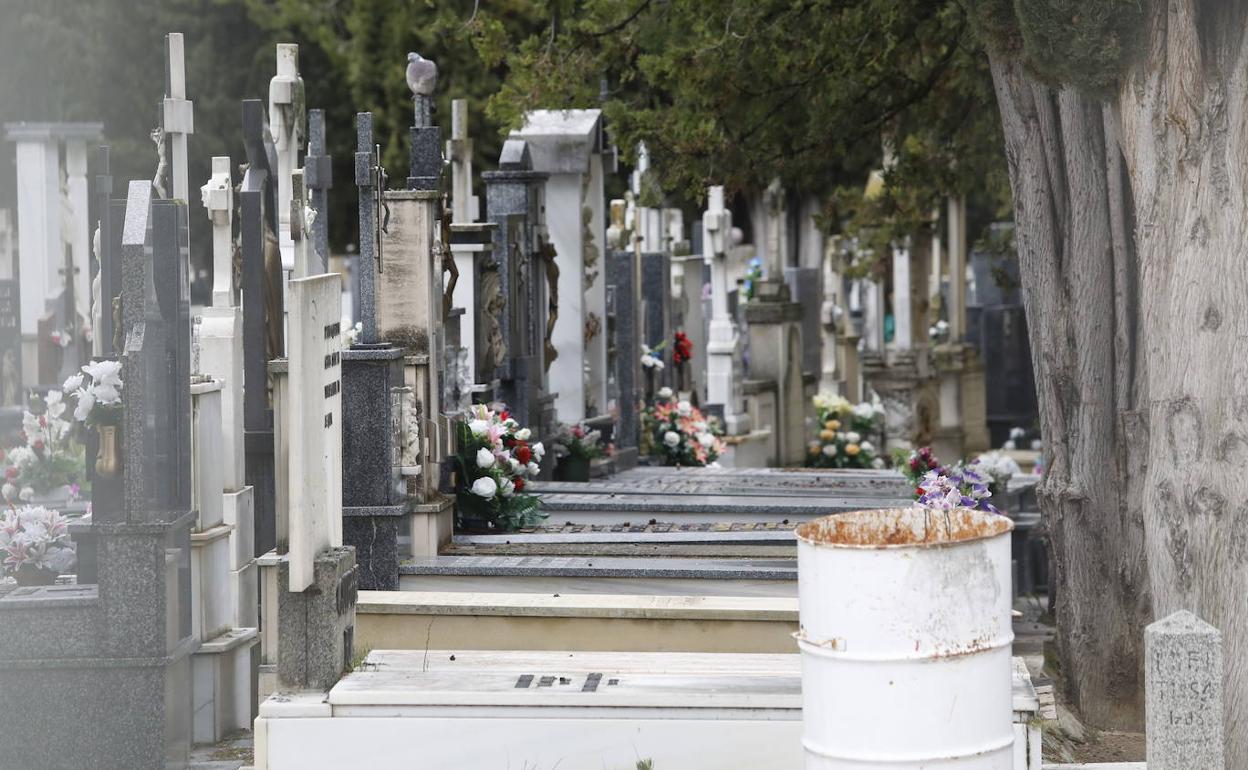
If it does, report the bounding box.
[6,125,59,385]
[64,139,91,325]
[892,242,912,350]
[511,110,606,422]
[947,195,967,341]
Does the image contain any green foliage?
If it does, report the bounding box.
[967,0,1150,93]
[479,0,1006,214]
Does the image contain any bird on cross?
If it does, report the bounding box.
[405,52,438,97]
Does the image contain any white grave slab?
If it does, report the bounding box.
[286,273,343,592]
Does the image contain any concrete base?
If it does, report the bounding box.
[191,628,260,744]
[254,650,803,770]
[276,546,358,692]
[716,429,772,468]
[407,496,454,558]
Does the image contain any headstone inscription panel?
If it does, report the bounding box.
[286,273,343,592]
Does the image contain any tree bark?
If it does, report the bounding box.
[990,1,1248,755]
[988,55,1151,730]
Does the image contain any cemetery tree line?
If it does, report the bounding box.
[971,0,1248,757]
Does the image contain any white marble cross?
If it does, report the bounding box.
[269,43,305,277]
[202,157,234,307]
[447,99,479,223]
[163,33,195,204]
[703,185,750,434]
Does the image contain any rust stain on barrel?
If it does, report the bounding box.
[795,508,1013,549]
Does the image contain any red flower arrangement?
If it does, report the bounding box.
[672,331,693,366]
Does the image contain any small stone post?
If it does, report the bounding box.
[1146,610,1224,770]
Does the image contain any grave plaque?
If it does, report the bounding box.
[0,280,19,406]
[1146,610,1224,770]
[286,273,343,592]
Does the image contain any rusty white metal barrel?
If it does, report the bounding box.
[795,507,1015,769]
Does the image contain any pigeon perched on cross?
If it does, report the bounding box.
[405,52,438,97]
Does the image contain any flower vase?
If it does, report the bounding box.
[454,493,497,533]
[95,424,120,479]
[554,455,591,482]
[13,565,58,587]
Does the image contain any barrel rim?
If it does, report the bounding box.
[794,507,1014,550]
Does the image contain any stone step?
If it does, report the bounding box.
[400,554,796,580]
[399,554,797,598]
[534,491,907,524]
[355,591,800,655]
[444,541,796,558]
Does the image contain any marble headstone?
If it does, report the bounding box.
[285,273,344,592]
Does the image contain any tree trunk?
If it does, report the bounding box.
[989,1,1248,755]
[988,56,1152,730]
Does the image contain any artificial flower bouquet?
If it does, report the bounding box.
[1,391,84,506]
[972,450,1022,498]
[914,464,999,513]
[897,445,944,486]
[62,359,124,427]
[551,422,605,481]
[806,391,886,469]
[641,394,725,467]
[453,404,545,531]
[0,504,76,585]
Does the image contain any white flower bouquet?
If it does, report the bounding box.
[453,404,545,531]
[0,505,76,585]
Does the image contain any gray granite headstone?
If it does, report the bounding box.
[1146,610,1224,770]
[342,111,406,590]
[240,98,279,556]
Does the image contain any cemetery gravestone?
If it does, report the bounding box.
[1146,610,1224,770]
[285,273,343,592]
[240,98,281,557]
[341,110,408,590]
[275,276,357,693]
[482,138,550,434]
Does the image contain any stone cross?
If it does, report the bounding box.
[447,99,478,223]
[162,33,195,204]
[703,185,750,434]
[284,273,343,592]
[202,156,234,307]
[355,112,380,344]
[269,43,305,275]
[1146,610,1224,770]
[305,109,332,272]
